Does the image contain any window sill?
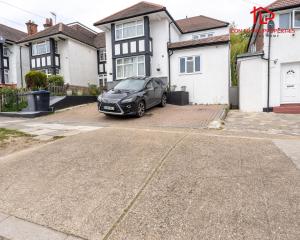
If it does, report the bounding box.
[179,72,202,76]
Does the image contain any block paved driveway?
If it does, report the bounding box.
[0,106,299,240]
[0,104,224,141]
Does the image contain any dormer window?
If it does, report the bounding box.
[32,41,50,56]
[115,20,144,41]
[192,33,214,40]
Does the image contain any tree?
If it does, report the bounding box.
[230,26,251,86]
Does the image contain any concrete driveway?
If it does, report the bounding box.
[0,125,299,240]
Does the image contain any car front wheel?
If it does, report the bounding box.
[136,101,145,118]
[160,94,167,107]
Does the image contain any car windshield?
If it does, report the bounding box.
[114,79,145,91]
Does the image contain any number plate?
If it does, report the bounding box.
[103,106,115,111]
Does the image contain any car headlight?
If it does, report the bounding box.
[97,95,103,102]
[121,97,136,103]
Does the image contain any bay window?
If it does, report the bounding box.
[115,20,144,41]
[293,10,300,28]
[32,41,50,56]
[116,56,145,79]
[179,56,201,74]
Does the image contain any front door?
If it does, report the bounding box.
[281,63,300,103]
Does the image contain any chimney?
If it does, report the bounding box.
[26,20,38,35]
[43,18,53,29]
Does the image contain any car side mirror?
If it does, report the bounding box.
[145,85,153,91]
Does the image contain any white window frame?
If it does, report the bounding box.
[179,56,201,74]
[116,55,145,80]
[3,47,9,57]
[99,48,107,61]
[279,12,291,29]
[192,32,214,40]
[115,20,144,41]
[32,41,50,56]
[4,69,9,83]
[293,10,300,28]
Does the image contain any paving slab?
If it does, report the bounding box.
[0,127,184,240]
[273,139,300,169]
[0,216,67,240]
[106,134,300,240]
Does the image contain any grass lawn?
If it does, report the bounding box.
[0,128,31,142]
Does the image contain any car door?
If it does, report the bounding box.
[144,80,155,108]
[153,79,163,104]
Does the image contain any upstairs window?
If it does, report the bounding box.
[192,33,214,40]
[32,41,50,56]
[99,48,107,61]
[293,10,300,28]
[279,13,291,28]
[3,47,9,57]
[115,20,144,41]
[179,56,201,74]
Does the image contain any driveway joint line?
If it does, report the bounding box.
[101,132,191,240]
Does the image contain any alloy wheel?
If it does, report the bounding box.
[137,102,145,117]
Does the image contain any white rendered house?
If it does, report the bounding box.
[94,1,231,104]
[19,20,106,88]
[0,23,29,87]
[238,0,300,113]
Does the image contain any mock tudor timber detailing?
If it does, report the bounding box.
[111,16,152,80]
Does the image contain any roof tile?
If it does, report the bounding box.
[267,0,300,10]
[168,34,230,50]
[176,15,229,33]
[0,23,27,42]
[19,23,104,48]
[94,1,165,26]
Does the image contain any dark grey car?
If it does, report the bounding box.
[97,77,167,117]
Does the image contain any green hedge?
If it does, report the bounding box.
[25,71,48,90]
[48,75,64,86]
[0,88,28,112]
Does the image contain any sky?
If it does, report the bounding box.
[0,0,275,33]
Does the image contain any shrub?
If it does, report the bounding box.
[48,75,64,86]
[0,88,28,112]
[25,71,47,90]
[88,84,100,96]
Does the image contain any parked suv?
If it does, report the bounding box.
[98,77,167,117]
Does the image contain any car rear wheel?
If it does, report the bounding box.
[160,94,167,107]
[136,101,145,118]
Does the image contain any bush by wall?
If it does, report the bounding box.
[25,71,48,90]
[88,84,100,96]
[0,88,28,112]
[48,75,64,86]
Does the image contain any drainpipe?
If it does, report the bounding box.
[168,21,174,91]
[266,19,274,113]
[19,46,23,88]
[0,42,4,84]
